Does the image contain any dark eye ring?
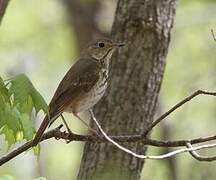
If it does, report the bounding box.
[98,42,105,48]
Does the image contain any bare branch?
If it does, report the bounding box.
[0,0,10,24]
[211,29,216,42]
[143,90,216,136]
[186,142,216,162]
[146,143,216,160]
[1,123,216,166]
[1,90,216,166]
[147,134,216,147]
[0,125,62,166]
[90,110,216,160]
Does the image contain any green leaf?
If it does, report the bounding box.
[9,74,48,115]
[33,144,41,157]
[20,113,35,140]
[3,104,21,136]
[1,126,16,146]
[17,96,34,115]
[0,77,10,108]
[0,108,6,129]
[0,77,10,102]
[9,74,31,104]
[0,94,5,108]
[0,74,48,147]
[31,89,48,114]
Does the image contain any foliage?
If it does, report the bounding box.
[0,74,48,147]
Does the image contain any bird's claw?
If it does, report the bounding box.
[63,130,73,144]
[55,137,60,140]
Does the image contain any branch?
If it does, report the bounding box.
[186,142,216,162]
[0,0,10,24]
[143,90,216,136]
[211,29,216,42]
[1,124,216,166]
[1,90,216,166]
[147,134,216,147]
[89,110,216,160]
[146,143,216,160]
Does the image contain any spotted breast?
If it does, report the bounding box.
[71,68,108,113]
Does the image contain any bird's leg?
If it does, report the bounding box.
[61,114,74,143]
[61,115,73,134]
[73,113,100,137]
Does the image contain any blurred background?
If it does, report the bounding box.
[0,0,216,179]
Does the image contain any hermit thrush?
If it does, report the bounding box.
[33,38,124,145]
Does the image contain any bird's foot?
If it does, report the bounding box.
[54,124,64,140]
[63,130,74,144]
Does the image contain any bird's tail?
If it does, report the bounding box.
[33,115,50,146]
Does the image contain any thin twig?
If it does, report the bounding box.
[0,0,10,24]
[0,125,62,166]
[143,90,216,136]
[186,142,216,162]
[147,143,216,160]
[211,29,216,42]
[90,110,216,160]
[147,134,216,147]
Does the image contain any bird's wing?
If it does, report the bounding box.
[48,57,100,118]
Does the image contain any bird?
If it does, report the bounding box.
[33,38,124,145]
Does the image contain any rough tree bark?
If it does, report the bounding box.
[78,0,176,179]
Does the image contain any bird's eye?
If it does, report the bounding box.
[98,42,105,48]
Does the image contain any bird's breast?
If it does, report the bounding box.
[67,68,108,113]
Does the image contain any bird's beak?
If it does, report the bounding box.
[113,42,125,47]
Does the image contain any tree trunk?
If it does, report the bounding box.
[78,0,176,179]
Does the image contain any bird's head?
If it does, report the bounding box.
[83,38,124,60]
